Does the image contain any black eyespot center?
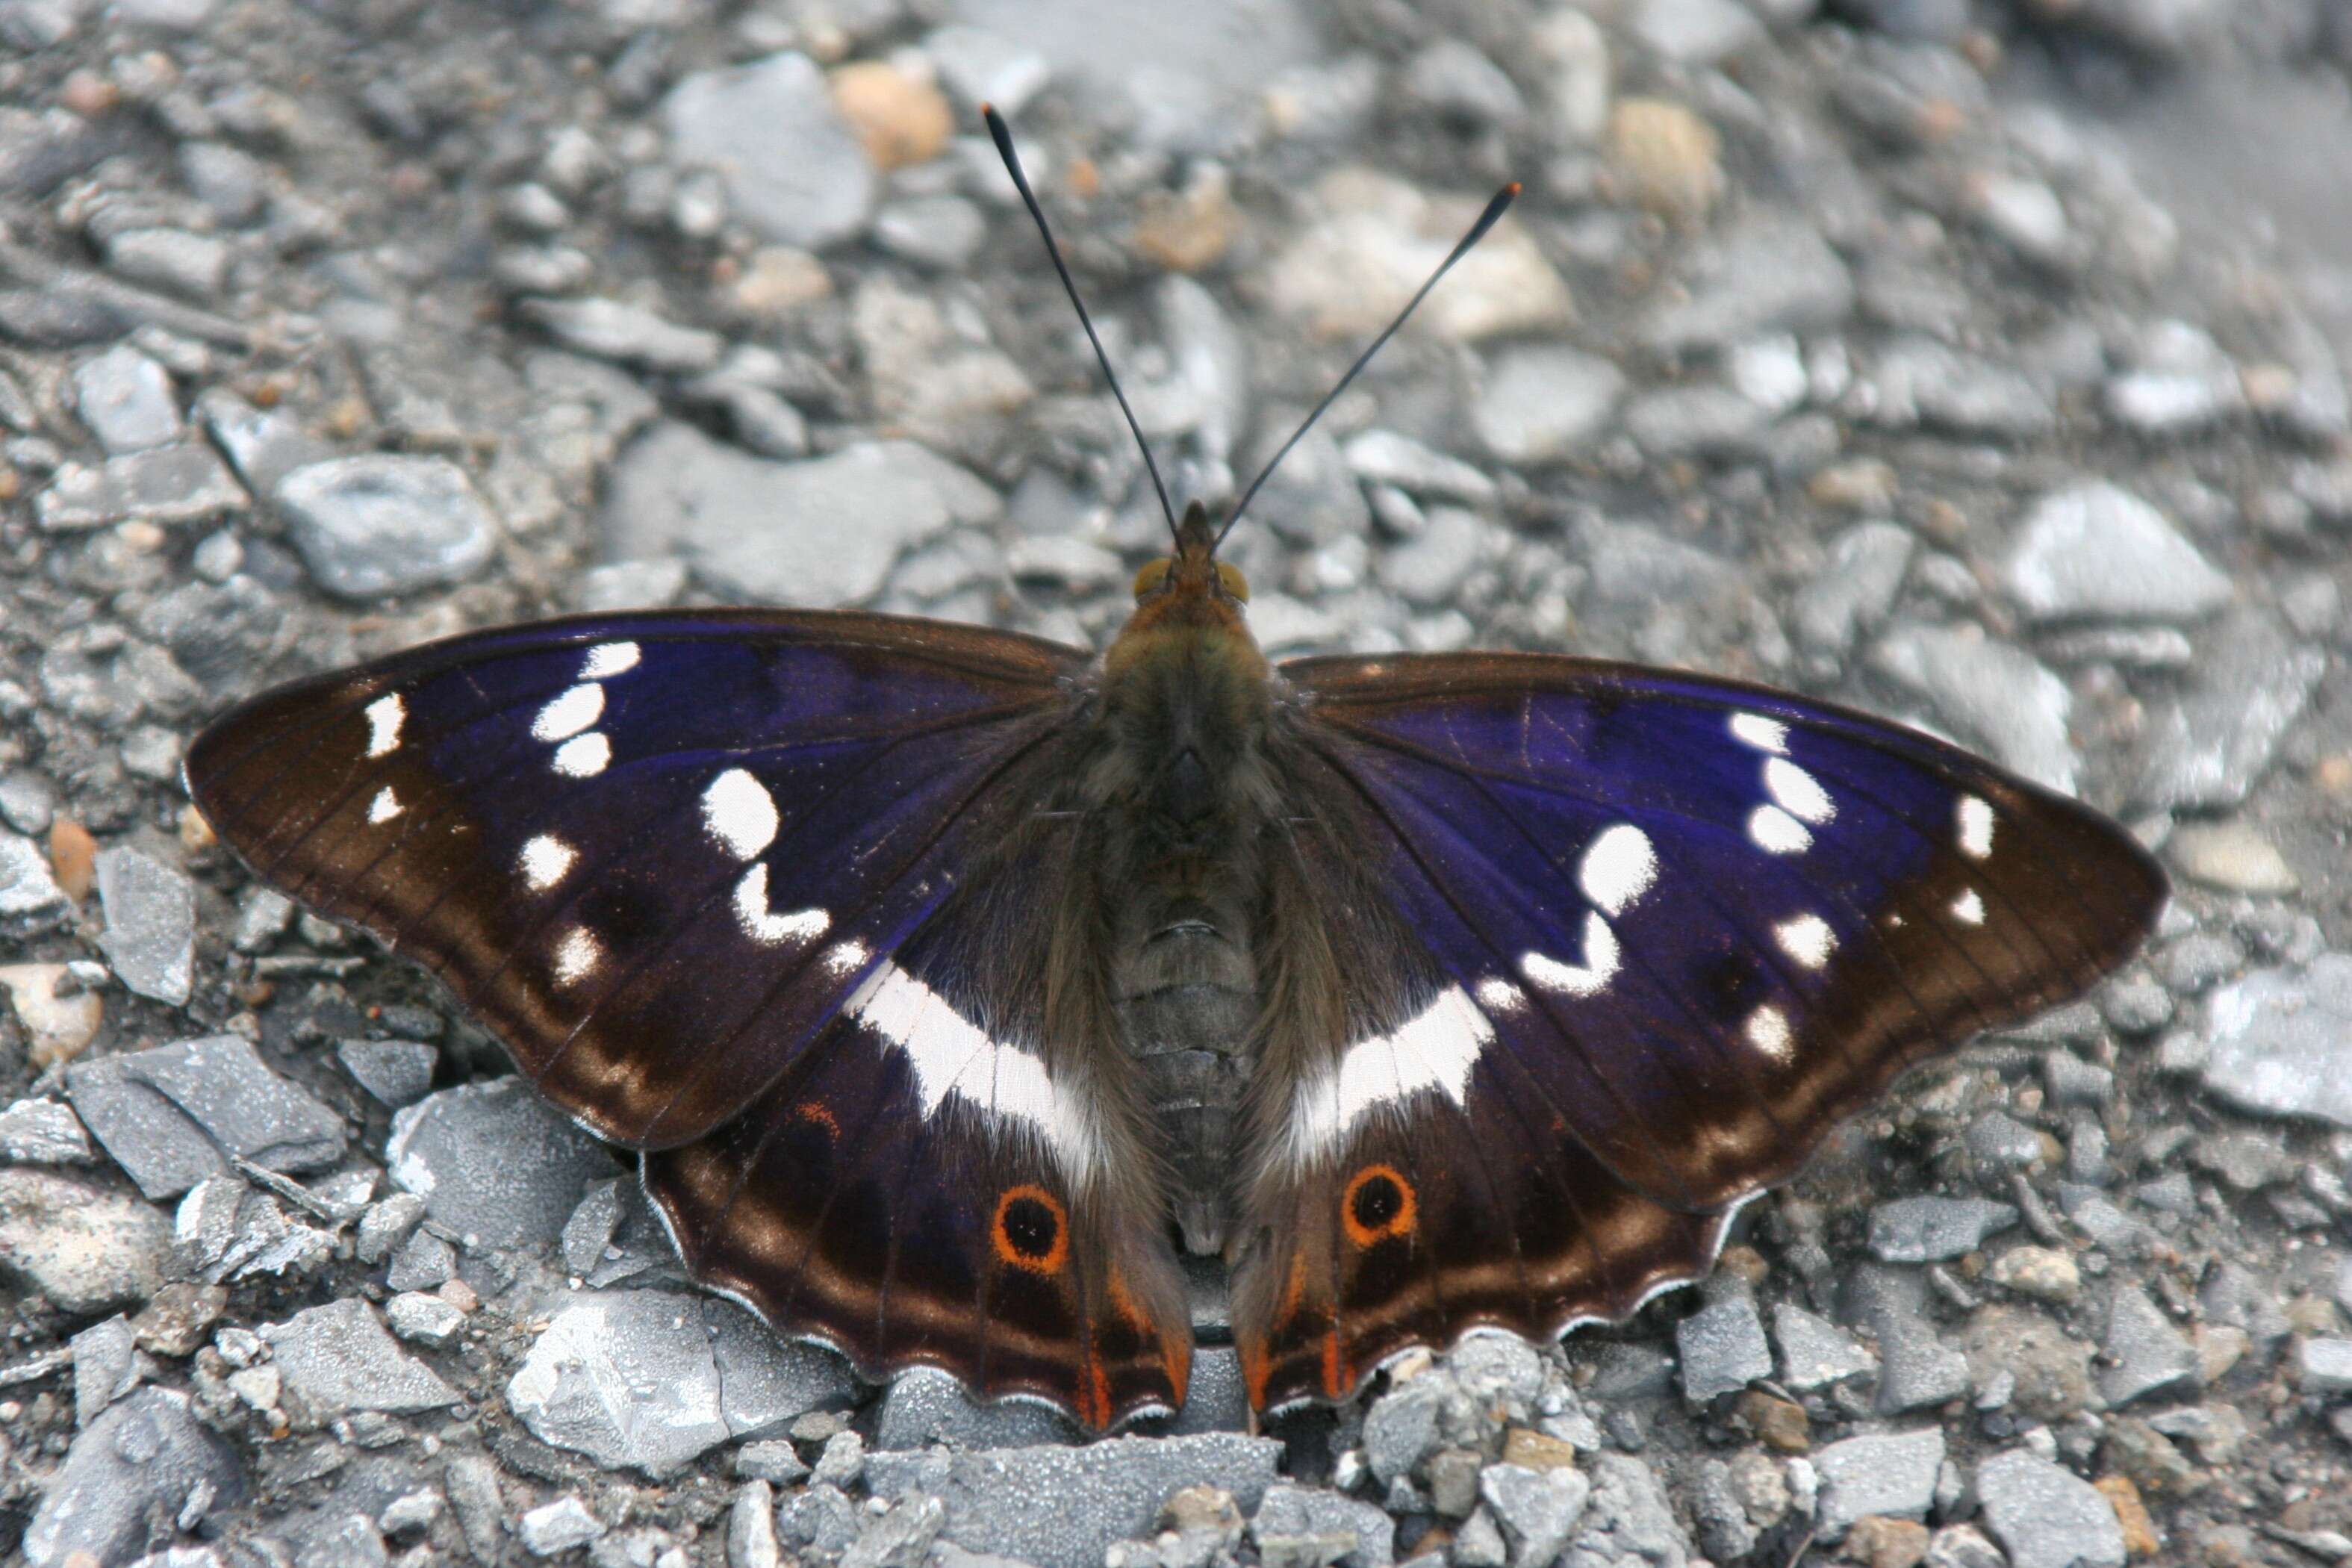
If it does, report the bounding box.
[1002,1195,1060,1259]
[1351,1173,1402,1230]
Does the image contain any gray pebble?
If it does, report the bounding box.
[735,1439,810,1485]
[1623,385,1773,458]
[2100,1284,2198,1408]
[1771,1301,1879,1390]
[73,345,182,453]
[1870,337,2054,439]
[1846,1264,1970,1413]
[864,1434,1282,1568]
[2130,608,2323,812]
[37,442,245,532]
[1478,1464,1589,1568]
[1344,429,1496,505]
[1868,1195,2018,1263]
[72,1313,143,1425]
[2105,320,2241,437]
[385,1290,466,1347]
[1255,1481,1394,1568]
[385,1228,456,1292]
[506,1289,855,1478]
[0,772,55,835]
[1791,520,1913,662]
[874,196,988,270]
[664,52,874,250]
[355,1192,428,1264]
[1870,623,2079,793]
[1472,345,1623,464]
[602,423,996,606]
[1632,0,1767,66]
[334,1038,438,1107]
[518,1495,606,1556]
[1974,1449,2125,1568]
[874,1364,1078,1450]
[1676,1292,1773,1403]
[69,1030,346,1199]
[1378,506,1488,607]
[1814,1428,1944,1539]
[385,1077,615,1250]
[20,1388,246,1568]
[2004,482,2230,624]
[2297,1337,2352,1395]
[105,228,231,300]
[1641,214,1852,353]
[925,25,1053,116]
[559,1177,625,1276]
[0,830,72,933]
[260,1298,459,1418]
[197,387,334,497]
[275,454,499,600]
[523,296,726,373]
[0,1096,93,1164]
[2201,956,2352,1128]
[1965,1110,2046,1174]
[1401,39,1525,125]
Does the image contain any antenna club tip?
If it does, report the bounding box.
[1503,181,1522,197]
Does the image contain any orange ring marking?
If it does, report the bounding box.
[1340,1163,1417,1248]
[989,1183,1069,1275]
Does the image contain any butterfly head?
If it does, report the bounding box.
[1130,500,1249,609]
[1104,500,1267,704]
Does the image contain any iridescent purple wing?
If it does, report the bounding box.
[1232,652,2162,1413]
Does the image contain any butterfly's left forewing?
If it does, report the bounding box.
[187,610,1191,1425]
[1232,652,2163,1413]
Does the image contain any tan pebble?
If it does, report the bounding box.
[1135,165,1238,274]
[1606,98,1723,225]
[1989,1244,2080,1304]
[60,70,119,116]
[1499,1428,1578,1472]
[1735,1389,1808,1452]
[730,247,833,317]
[2192,1324,2247,1385]
[178,804,216,855]
[830,62,951,172]
[2168,820,2298,896]
[2097,1475,2162,1557]
[1717,1244,1770,1287]
[48,818,96,901]
[1841,1515,1929,1568]
[1809,458,1898,511]
[0,964,104,1067]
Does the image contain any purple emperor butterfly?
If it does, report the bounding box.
[185,111,2163,1428]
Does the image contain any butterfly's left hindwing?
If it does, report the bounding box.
[1231,653,2164,1414]
[186,610,1190,1425]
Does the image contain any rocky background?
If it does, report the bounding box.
[5,0,2352,1564]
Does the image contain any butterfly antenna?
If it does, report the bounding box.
[1218,181,1519,550]
[983,104,1179,542]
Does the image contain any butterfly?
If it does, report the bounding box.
[182,110,2165,1431]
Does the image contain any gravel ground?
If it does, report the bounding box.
[4,0,2352,1564]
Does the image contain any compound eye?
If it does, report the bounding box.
[1133,559,1173,600]
[1214,561,1250,602]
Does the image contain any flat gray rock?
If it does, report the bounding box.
[2100,1284,2198,1408]
[2202,956,2352,1127]
[1814,1428,1944,1539]
[2006,482,2231,623]
[95,845,195,1005]
[1676,1294,1773,1403]
[600,423,995,606]
[1479,1463,1590,1568]
[35,442,245,531]
[1770,1302,1878,1390]
[0,1168,169,1313]
[662,52,874,250]
[1975,1449,2126,1568]
[334,1038,438,1107]
[1472,346,1625,464]
[864,1434,1283,1568]
[1871,337,2055,438]
[261,1298,459,1418]
[73,343,181,453]
[0,830,72,933]
[505,1289,854,1478]
[1640,214,1854,353]
[523,296,726,374]
[0,1096,93,1163]
[21,1388,246,1568]
[2130,608,2324,811]
[1255,1481,1396,1568]
[67,1033,346,1200]
[385,1077,615,1251]
[1867,1196,2018,1263]
[275,454,499,600]
[1566,1452,1693,1568]
[1792,521,1915,662]
[874,1366,1079,1451]
[1870,623,2079,794]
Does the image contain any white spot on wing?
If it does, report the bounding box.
[553,732,610,777]
[552,927,600,986]
[532,683,605,743]
[1578,824,1658,916]
[365,694,405,757]
[848,962,1095,1182]
[367,786,401,824]
[1748,804,1811,855]
[821,939,871,977]
[1765,757,1835,824]
[520,834,576,891]
[1475,976,1529,1015]
[703,768,780,859]
[1286,986,1493,1166]
[583,641,641,680]
[1729,712,1788,753]
[1958,795,1994,860]
[732,865,829,946]
[1520,912,1620,997]
[1773,913,1836,970]
[1952,888,1985,925]
[1746,1004,1794,1062]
